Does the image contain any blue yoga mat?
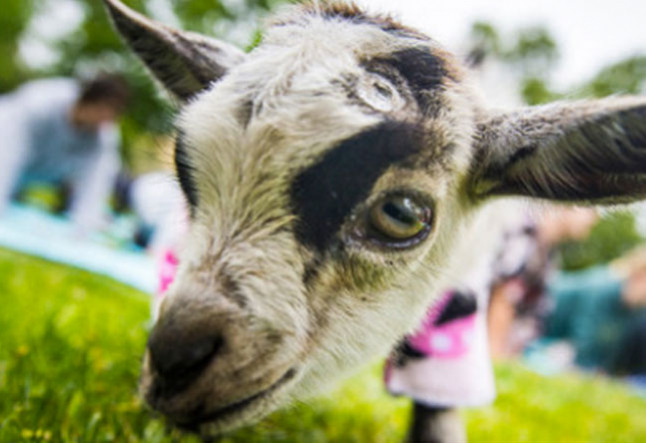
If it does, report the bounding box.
[0,204,157,294]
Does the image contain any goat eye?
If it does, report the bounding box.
[369,196,432,241]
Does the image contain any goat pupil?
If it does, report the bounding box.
[383,201,416,224]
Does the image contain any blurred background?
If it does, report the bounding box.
[0,0,645,442]
[2,0,282,172]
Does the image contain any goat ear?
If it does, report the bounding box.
[469,97,646,204]
[103,0,246,101]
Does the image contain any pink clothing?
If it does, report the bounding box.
[384,210,539,408]
[158,250,179,294]
[407,291,477,359]
[384,287,495,408]
[153,249,179,318]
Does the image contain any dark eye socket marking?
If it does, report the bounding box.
[175,132,199,210]
[290,120,425,253]
[364,48,449,115]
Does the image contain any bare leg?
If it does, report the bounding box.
[487,283,516,360]
[406,403,466,443]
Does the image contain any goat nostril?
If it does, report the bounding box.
[148,327,224,393]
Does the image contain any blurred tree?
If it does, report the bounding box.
[1,0,282,170]
[520,76,561,105]
[508,28,559,105]
[472,21,646,104]
[578,55,646,98]
[470,21,558,73]
[506,27,558,76]
[0,0,40,92]
[468,21,501,64]
[468,21,560,105]
[558,212,644,271]
[170,0,232,32]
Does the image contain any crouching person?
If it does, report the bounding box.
[385,208,539,442]
[0,74,129,234]
[385,285,495,443]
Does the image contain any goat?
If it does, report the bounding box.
[104,0,646,437]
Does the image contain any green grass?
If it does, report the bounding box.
[1,248,645,442]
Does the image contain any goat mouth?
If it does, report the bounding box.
[177,368,297,431]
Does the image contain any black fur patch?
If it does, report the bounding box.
[291,120,424,253]
[175,132,199,209]
[367,49,448,114]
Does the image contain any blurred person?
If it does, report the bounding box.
[130,171,188,318]
[542,247,646,376]
[113,166,189,318]
[384,204,533,442]
[385,284,493,443]
[0,74,129,233]
[386,206,598,442]
[118,170,187,256]
[488,207,598,360]
[126,170,188,316]
[614,250,646,378]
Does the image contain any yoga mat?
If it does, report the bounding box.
[0,204,157,294]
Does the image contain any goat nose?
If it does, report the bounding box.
[147,319,224,395]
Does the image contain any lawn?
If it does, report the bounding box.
[1,248,645,442]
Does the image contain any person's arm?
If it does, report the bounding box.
[130,172,188,255]
[68,125,121,234]
[0,103,31,213]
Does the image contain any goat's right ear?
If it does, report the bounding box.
[103,0,246,101]
[468,97,646,205]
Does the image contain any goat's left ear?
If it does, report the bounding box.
[469,97,646,204]
[103,0,246,101]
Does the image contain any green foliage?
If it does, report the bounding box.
[469,21,558,74]
[578,55,646,97]
[470,21,502,57]
[170,0,232,33]
[2,249,646,441]
[558,211,644,271]
[510,27,558,68]
[0,0,39,92]
[520,76,562,105]
[514,26,646,105]
[469,21,561,105]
